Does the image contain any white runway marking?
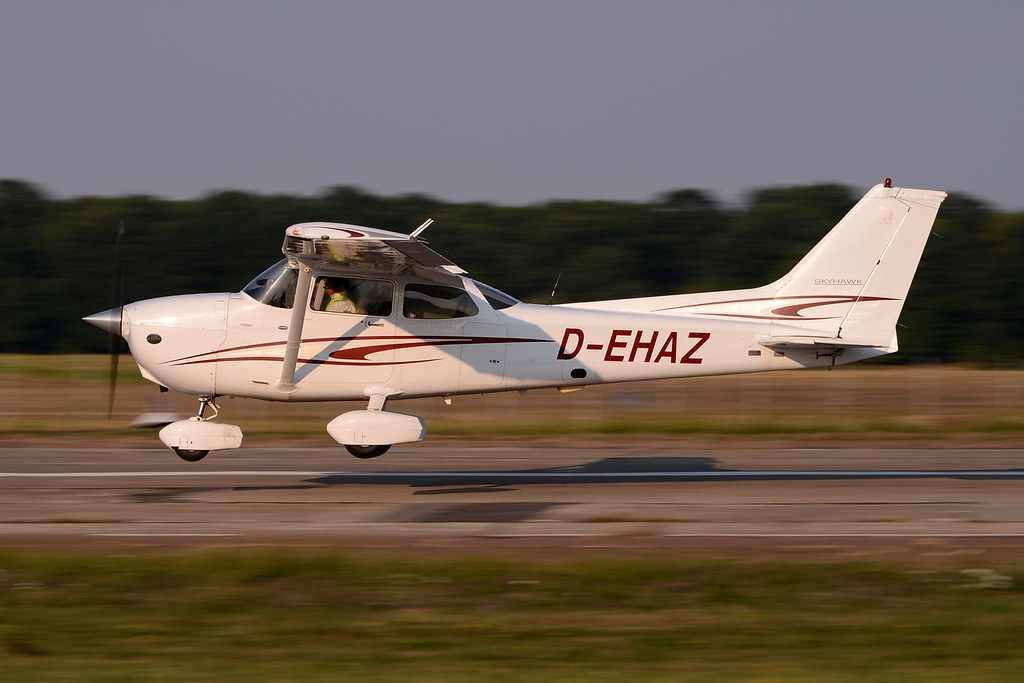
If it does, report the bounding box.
[0,471,322,477]
[662,533,1024,538]
[2,470,1024,479]
[487,533,1024,538]
[91,533,239,537]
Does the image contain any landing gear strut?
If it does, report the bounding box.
[327,386,425,459]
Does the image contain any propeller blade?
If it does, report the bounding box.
[107,220,125,418]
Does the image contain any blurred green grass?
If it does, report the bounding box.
[1,355,1023,438]
[2,550,1023,681]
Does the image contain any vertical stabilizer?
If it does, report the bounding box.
[820,186,947,346]
[764,184,946,347]
[572,183,946,354]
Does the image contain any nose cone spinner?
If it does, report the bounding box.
[83,308,123,336]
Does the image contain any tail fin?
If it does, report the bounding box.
[765,184,946,349]
[573,183,946,354]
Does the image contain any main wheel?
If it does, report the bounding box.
[173,447,209,462]
[345,444,391,459]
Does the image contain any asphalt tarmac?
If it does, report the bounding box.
[3,441,1024,563]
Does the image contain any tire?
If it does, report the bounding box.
[173,447,209,462]
[345,444,391,459]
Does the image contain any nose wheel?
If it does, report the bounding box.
[169,397,218,461]
[345,444,391,459]
[159,396,242,462]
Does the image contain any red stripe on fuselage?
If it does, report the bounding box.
[166,335,550,367]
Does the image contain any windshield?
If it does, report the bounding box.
[242,259,298,308]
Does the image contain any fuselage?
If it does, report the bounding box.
[119,266,863,403]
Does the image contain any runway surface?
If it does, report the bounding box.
[3,442,1024,563]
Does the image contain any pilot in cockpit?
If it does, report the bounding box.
[321,278,364,314]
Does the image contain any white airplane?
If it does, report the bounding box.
[85,181,946,462]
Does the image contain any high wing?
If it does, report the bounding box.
[282,222,466,276]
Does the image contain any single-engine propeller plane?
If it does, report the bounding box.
[85,181,946,461]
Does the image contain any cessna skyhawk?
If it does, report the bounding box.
[85,182,946,461]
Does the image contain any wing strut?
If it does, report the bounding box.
[277,249,314,391]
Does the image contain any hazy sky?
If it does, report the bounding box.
[3,1,1022,208]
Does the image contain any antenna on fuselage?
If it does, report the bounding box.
[548,272,562,306]
[410,218,433,239]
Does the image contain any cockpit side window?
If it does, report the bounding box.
[242,259,297,309]
[403,283,479,319]
[311,276,394,317]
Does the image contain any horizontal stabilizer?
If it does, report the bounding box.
[758,336,889,350]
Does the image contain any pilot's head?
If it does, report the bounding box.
[324,278,347,295]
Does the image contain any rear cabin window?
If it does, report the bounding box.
[403,284,479,319]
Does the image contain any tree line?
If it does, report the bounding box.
[2,178,1021,363]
